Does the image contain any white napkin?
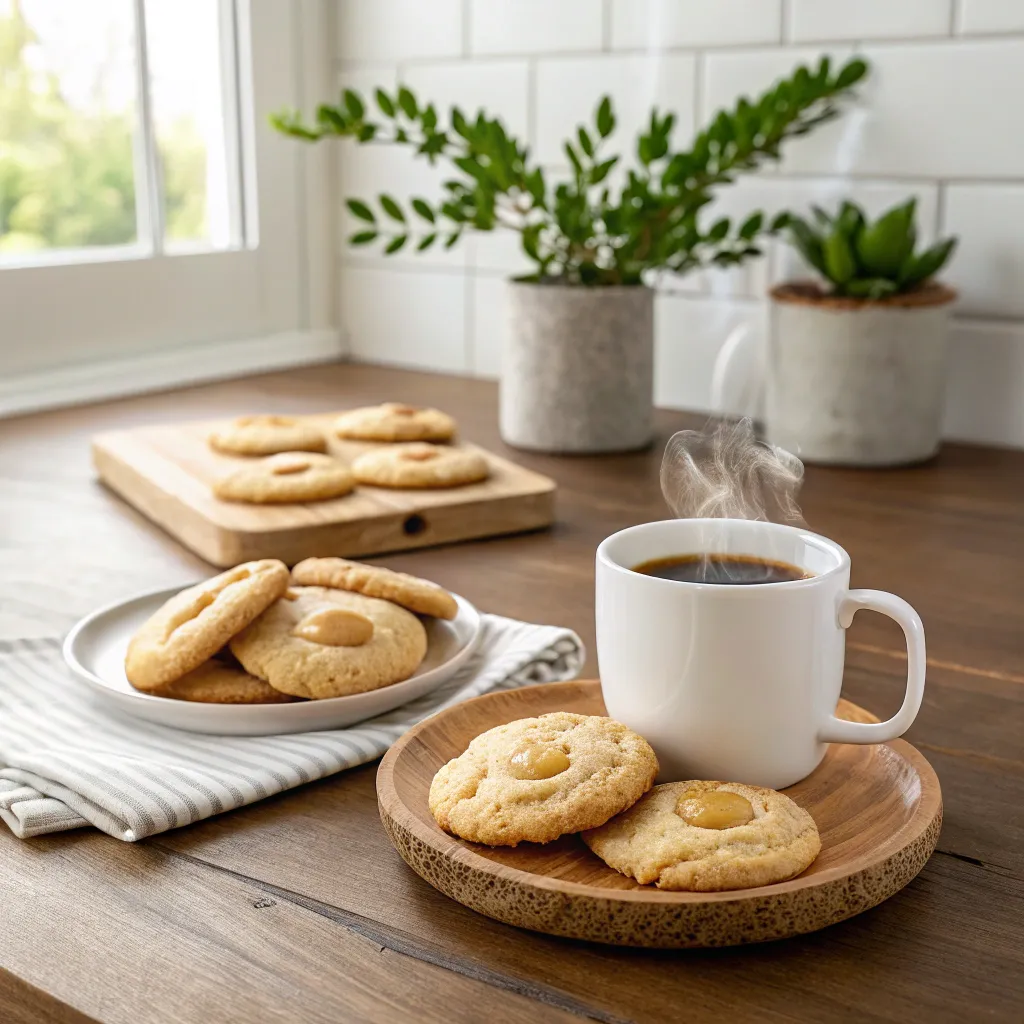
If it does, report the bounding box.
[0,616,584,841]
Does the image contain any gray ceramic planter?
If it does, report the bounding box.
[766,282,956,467]
[500,282,654,453]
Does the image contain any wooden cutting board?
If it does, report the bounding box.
[92,415,556,567]
[378,679,942,949]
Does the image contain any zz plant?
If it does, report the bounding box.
[272,56,868,287]
[780,199,957,299]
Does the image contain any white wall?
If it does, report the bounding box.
[334,0,1024,449]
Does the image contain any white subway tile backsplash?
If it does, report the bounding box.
[469,0,602,56]
[337,0,462,64]
[958,0,1024,34]
[944,319,1024,446]
[704,41,1024,178]
[535,53,697,166]
[332,0,1024,450]
[943,185,1024,318]
[655,295,768,416]
[402,60,530,140]
[468,274,508,377]
[610,0,781,49]
[788,1,952,42]
[341,265,468,372]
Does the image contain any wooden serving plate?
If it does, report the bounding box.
[377,680,942,948]
[92,416,555,567]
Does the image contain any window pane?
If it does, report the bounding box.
[0,0,138,257]
[145,0,237,251]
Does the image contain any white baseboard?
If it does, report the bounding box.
[0,329,346,418]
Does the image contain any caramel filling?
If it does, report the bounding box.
[293,607,374,646]
[400,447,439,462]
[386,404,420,416]
[238,415,295,427]
[676,790,754,830]
[509,746,571,780]
[270,456,312,475]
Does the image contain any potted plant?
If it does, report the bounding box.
[770,200,958,466]
[272,57,868,454]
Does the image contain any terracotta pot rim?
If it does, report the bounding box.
[771,280,957,311]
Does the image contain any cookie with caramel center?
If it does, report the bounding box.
[428,712,659,846]
[582,780,821,891]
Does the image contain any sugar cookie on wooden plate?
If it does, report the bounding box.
[208,415,327,456]
[352,442,488,489]
[429,712,659,846]
[334,402,456,442]
[213,452,355,504]
[582,780,821,891]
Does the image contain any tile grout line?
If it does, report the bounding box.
[334,30,1024,72]
[601,0,613,51]
[780,0,791,44]
[461,0,471,58]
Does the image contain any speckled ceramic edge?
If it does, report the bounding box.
[376,685,943,949]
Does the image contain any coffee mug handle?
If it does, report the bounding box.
[818,590,927,744]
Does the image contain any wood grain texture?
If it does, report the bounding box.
[93,416,555,566]
[1,363,1022,1023]
[378,681,942,948]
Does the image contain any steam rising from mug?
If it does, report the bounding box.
[660,419,805,524]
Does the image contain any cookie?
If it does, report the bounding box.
[290,557,458,620]
[229,587,427,699]
[334,402,456,442]
[582,781,821,891]
[352,443,488,489]
[150,660,297,704]
[213,452,355,504]
[208,415,327,456]
[428,713,659,847]
[125,560,290,691]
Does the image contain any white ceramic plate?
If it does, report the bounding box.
[63,585,482,736]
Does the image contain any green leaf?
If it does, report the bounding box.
[739,212,763,240]
[357,124,376,142]
[316,105,346,132]
[837,200,865,241]
[397,86,417,118]
[422,104,438,131]
[346,199,375,223]
[900,237,957,286]
[835,58,869,90]
[349,230,377,246]
[815,56,832,86]
[810,205,833,229]
[577,126,594,158]
[708,217,731,242]
[375,88,395,117]
[596,96,614,138]
[845,277,898,299]
[824,228,856,284]
[444,231,461,249]
[451,107,470,138]
[343,89,365,120]
[411,198,435,223]
[384,235,408,254]
[522,225,542,261]
[855,199,916,278]
[416,233,437,251]
[590,157,617,185]
[770,211,791,233]
[564,141,583,177]
[786,215,827,274]
[379,194,405,222]
[525,168,546,205]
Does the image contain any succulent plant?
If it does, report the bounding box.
[780,199,957,299]
[272,57,868,287]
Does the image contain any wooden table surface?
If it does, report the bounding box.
[1,364,1022,1024]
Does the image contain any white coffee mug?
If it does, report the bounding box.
[595,518,926,790]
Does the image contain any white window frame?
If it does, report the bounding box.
[0,0,339,417]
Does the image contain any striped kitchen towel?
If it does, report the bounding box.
[0,615,584,841]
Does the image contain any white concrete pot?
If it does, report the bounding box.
[765,282,956,467]
[500,282,654,453]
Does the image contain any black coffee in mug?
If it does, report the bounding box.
[632,553,811,585]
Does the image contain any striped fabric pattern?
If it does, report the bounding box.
[0,617,583,841]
